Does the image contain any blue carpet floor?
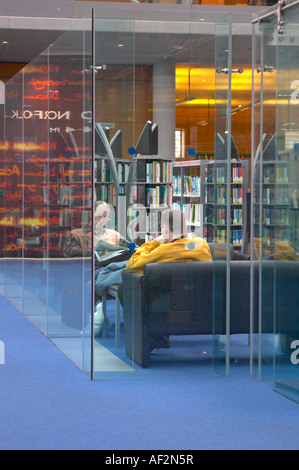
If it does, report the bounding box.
[0,294,299,450]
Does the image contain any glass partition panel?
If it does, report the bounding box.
[93,15,136,377]
[46,13,93,377]
[93,9,228,377]
[213,14,232,376]
[252,15,278,381]
[2,12,94,378]
[272,3,299,403]
[253,1,299,403]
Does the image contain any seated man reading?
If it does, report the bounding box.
[63,201,125,258]
[122,209,212,351]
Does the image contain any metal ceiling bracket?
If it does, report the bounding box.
[276,0,286,35]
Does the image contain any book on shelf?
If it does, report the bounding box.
[232,166,243,183]
[136,160,146,182]
[96,184,115,206]
[231,229,243,246]
[216,167,225,184]
[231,208,243,225]
[215,188,226,205]
[205,167,214,183]
[216,209,226,225]
[232,187,243,204]
[276,166,289,183]
[136,185,146,207]
[184,176,200,196]
[173,176,181,196]
[117,163,130,183]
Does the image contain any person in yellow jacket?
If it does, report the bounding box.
[126,209,212,273]
[124,208,212,351]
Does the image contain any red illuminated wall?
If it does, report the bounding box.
[0,56,93,258]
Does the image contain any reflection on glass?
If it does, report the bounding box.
[1,13,94,377]
[92,17,136,377]
[253,4,299,403]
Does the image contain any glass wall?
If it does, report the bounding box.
[252,0,299,403]
[0,13,94,377]
[213,14,233,377]
[0,3,279,382]
[92,6,253,378]
[92,15,136,377]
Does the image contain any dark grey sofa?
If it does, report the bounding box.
[120,253,299,367]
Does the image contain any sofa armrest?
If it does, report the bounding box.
[121,270,152,368]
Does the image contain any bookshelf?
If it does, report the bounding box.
[129,154,173,245]
[95,156,130,206]
[255,156,291,258]
[172,160,203,238]
[201,159,249,251]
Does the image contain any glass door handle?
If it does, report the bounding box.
[216,67,243,74]
[257,65,274,73]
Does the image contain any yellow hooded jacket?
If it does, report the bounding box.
[126,236,212,273]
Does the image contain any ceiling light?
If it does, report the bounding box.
[1,41,9,45]
[175,96,196,106]
[196,120,210,126]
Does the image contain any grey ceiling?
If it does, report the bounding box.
[0,2,263,67]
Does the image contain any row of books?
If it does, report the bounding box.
[184,176,201,196]
[205,187,243,204]
[263,166,289,184]
[172,202,202,225]
[215,229,243,246]
[117,163,130,183]
[231,188,243,204]
[96,160,130,184]
[214,208,243,225]
[172,176,201,197]
[262,228,291,245]
[262,208,290,225]
[205,166,244,184]
[128,209,161,237]
[133,185,172,207]
[96,160,113,183]
[263,187,289,205]
[96,184,115,206]
[136,160,172,183]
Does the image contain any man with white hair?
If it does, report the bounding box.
[63,201,122,257]
[94,201,121,245]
